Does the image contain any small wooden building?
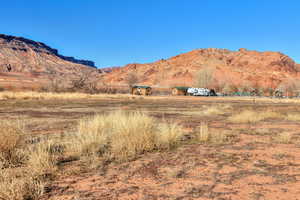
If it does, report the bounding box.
[131,85,152,96]
[171,87,189,96]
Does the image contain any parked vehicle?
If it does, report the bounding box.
[187,88,216,96]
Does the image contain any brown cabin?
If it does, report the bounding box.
[131,86,152,96]
[171,87,189,96]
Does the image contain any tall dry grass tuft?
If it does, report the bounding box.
[0,121,26,167]
[0,169,44,200]
[228,110,282,123]
[195,122,236,145]
[0,120,48,200]
[27,140,57,176]
[69,111,185,162]
[156,123,184,150]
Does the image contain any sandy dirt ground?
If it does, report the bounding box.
[1,96,300,200]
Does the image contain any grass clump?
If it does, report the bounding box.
[0,169,44,200]
[0,121,26,168]
[273,132,293,144]
[0,121,50,200]
[27,140,57,176]
[194,123,236,145]
[285,113,300,121]
[69,111,185,162]
[228,110,282,123]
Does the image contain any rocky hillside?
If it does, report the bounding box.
[0,34,100,90]
[103,48,300,90]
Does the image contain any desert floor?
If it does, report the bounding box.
[1,95,300,200]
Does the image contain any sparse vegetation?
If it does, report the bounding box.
[285,113,300,121]
[228,110,283,123]
[0,121,25,168]
[1,94,300,199]
[194,122,236,145]
[69,111,185,162]
[273,132,293,144]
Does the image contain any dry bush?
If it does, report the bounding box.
[194,123,236,145]
[0,169,44,200]
[0,121,26,167]
[273,132,293,144]
[69,111,185,162]
[126,72,139,87]
[228,110,282,123]
[285,113,300,121]
[27,140,57,176]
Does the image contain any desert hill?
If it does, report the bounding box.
[1,33,300,93]
[103,48,300,92]
[0,34,100,90]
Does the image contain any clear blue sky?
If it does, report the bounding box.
[1,0,300,68]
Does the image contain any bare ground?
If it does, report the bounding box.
[1,96,300,200]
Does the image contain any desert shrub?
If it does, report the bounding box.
[228,110,282,123]
[69,111,185,162]
[0,121,26,167]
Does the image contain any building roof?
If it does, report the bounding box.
[132,85,151,89]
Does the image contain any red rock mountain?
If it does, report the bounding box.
[0,34,100,90]
[1,33,300,91]
[103,48,300,90]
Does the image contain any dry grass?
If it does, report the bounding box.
[69,111,185,162]
[273,132,293,144]
[194,123,236,145]
[0,169,44,200]
[184,104,232,117]
[228,110,283,123]
[285,113,300,121]
[0,91,133,100]
[27,140,57,176]
[0,121,26,167]
[0,121,59,200]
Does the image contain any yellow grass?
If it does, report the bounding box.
[27,140,57,176]
[273,132,293,144]
[195,123,236,145]
[0,121,26,167]
[69,111,185,162]
[228,110,283,123]
[0,91,134,100]
[0,121,49,200]
[285,113,300,121]
[0,169,44,200]
[184,104,232,116]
